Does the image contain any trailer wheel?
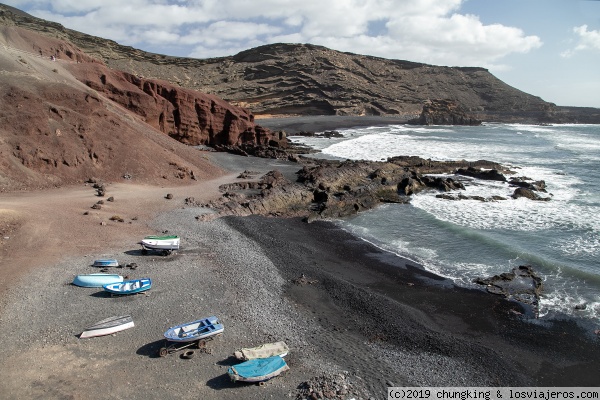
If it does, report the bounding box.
[159,347,168,357]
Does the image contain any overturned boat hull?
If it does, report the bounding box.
[228,356,289,383]
[234,341,289,360]
[92,259,119,267]
[73,273,123,288]
[80,315,134,338]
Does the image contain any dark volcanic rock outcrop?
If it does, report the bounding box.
[200,151,555,221]
[474,265,544,317]
[200,157,511,221]
[509,177,546,192]
[456,167,507,181]
[511,187,551,201]
[408,99,482,125]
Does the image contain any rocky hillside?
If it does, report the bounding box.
[0,11,282,191]
[4,4,598,123]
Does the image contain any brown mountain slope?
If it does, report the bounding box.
[0,25,271,191]
[3,4,599,123]
[0,4,562,122]
[0,45,210,191]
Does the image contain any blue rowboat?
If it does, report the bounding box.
[163,316,222,343]
[227,356,289,383]
[73,273,123,288]
[103,278,152,295]
[93,259,119,267]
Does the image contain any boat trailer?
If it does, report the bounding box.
[140,245,175,256]
[158,334,221,357]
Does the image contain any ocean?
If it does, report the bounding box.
[290,123,600,321]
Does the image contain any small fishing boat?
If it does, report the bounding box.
[72,273,123,288]
[80,315,134,338]
[103,278,152,295]
[140,235,180,255]
[92,259,119,267]
[158,316,223,357]
[234,341,289,360]
[163,316,222,343]
[227,356,289,383]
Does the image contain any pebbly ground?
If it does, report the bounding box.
[1,207,599,399]
[1,120,599,399]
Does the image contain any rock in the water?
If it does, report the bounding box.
[407,99,482,126]
[456,166,507,181]
[509,177,547,192]
[511,188,550,201]
[474,265,543,317]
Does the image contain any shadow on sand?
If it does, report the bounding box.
[137,339,166,358]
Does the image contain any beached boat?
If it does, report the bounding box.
[92,259,119,267]
[72,273,123,288]
[140,235,180,250]
[103,278,152,295]
[163,316,222,343]
[80,315,134,338]
[234,341,289,360]
[227,356,289,383]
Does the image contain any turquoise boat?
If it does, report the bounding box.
[227,356,289,383]
[103,278,152,295]
[73,273,123,288]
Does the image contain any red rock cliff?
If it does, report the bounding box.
[66,63,282,146]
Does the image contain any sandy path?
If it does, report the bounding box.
[0,171,239,304]
[0,148,303,305]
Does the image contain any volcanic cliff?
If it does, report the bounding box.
[3,4,599,123]
[0,7,282,191]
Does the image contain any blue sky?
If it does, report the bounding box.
[4,0,599,108]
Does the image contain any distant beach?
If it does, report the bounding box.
[256,115,413,133]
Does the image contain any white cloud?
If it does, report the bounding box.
[6,0,542,67]
[561,24,600,58]
[137,29,181,45]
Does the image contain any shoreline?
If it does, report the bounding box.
[1,208,598,399]
[256,115,412,133]
[1,119,599,398]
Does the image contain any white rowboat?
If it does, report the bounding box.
[80,315,134,338]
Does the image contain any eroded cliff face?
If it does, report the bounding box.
[0,22,279,190]
[88,43,558,121]
[66,63,281,146]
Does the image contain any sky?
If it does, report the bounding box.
[4,0,599,108]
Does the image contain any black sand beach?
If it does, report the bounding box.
[257,115,412,134]
[223,216,600,387]
[1,117,599,399]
